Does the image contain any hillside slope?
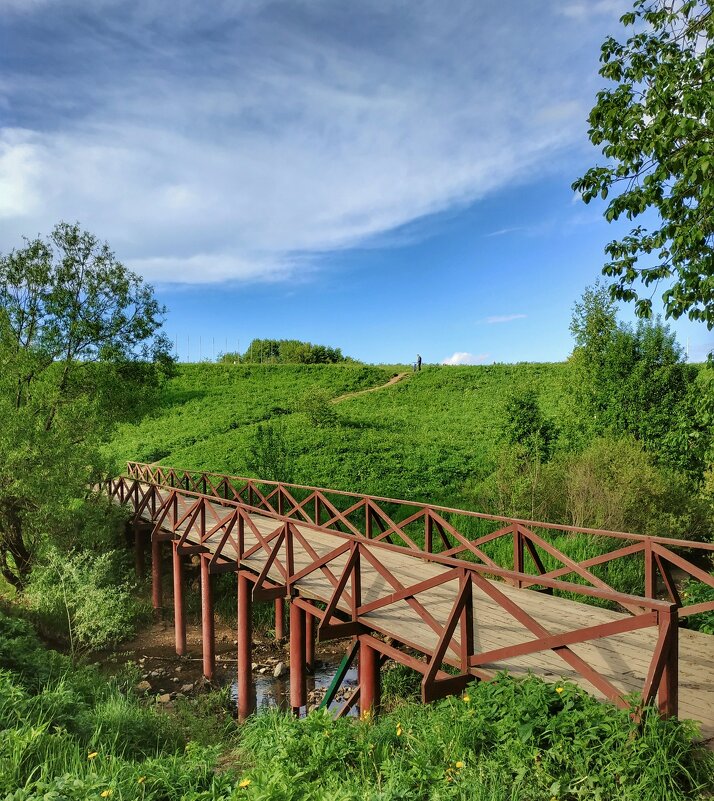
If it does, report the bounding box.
[107,362,570,507]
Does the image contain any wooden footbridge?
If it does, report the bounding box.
[107,463,714,738]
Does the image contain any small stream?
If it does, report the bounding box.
[229,654,358,716]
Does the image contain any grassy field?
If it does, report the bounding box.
[107,362,570,508]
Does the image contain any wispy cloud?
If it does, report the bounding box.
[442,351,490,366]
[0,0,614,284]
[483,314,527,324]
[558,0,628,21]
[485,226,525,238]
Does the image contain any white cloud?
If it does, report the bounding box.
[0,0,616,284]
[483,314,527,324]
[485,226,525,238]
[442,352,490,366]
[559,1,628,21]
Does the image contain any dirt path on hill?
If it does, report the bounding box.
[331,372,409,404]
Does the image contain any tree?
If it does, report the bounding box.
[0,222,173,589]
[573,1,714,327]
[568,283,697,462]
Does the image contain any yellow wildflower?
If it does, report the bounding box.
[88,752,98,760]
[455,761,465,769]
[462,695,470,703]
[137,776,145,784]
[100,791,112,798]
[239,778,251,788]
[396,724,403,737]
[555,687,564,694]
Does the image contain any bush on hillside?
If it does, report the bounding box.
[298,389,338,428]
[469,436,707,539]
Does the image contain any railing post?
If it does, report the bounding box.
[315,495,321,526]
[237,572,255,720]
[365,501,373,539]
[645,539,657,599]
[425,510,433,553]
[459,571,474,672]
[200,554,215,681]
[513,526,524,588]
[658,604,679,719]
[278,485,284,515]
[351,544,362,622]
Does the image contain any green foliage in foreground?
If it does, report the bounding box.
[0,610,239,800]
[2,609,712,801]
[239,680,713,801]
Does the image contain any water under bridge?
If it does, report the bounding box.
[107,462,714,741]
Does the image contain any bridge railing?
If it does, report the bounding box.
[108,474,681,718]
[125,462,714,622]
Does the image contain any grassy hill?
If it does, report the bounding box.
[107,362,570,508]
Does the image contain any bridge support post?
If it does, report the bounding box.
[290,600,306,715]
[305,611,315,674]
[151,535,163,617]
[133,524,147,579]
[274,599,285,640]
[200,555,215,681]
[237,572,255,721]
[359,636,381,717]
[172,542,187,656]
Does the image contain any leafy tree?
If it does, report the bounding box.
[573,1,714,326]
[568,284,696,460]
[247,419,294,482]
[0,222,173,588]
[503,390,557,463]
[232,338,349,364]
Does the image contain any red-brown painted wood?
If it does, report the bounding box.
[290,600,306,714]
[172,542,186,656]
[237,572,255,720]
[200,555,215,681]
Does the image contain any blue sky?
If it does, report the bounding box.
[1,0,711,364]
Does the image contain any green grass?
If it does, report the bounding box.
[2,608,712,801]
[106,362,570,506]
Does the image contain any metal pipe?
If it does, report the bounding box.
[172,542,186,656]
[237,572,255,720]
[359,636,380,717]
[290,600,306,714]
[200,555,215,681]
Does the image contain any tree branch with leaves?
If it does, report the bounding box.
[573,0,713,327]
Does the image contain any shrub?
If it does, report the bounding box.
[298,389,338,428]
[25,548,147,652]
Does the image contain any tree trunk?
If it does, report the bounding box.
[0,501,32,590]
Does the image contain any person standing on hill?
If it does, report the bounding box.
[416,354,422,371]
